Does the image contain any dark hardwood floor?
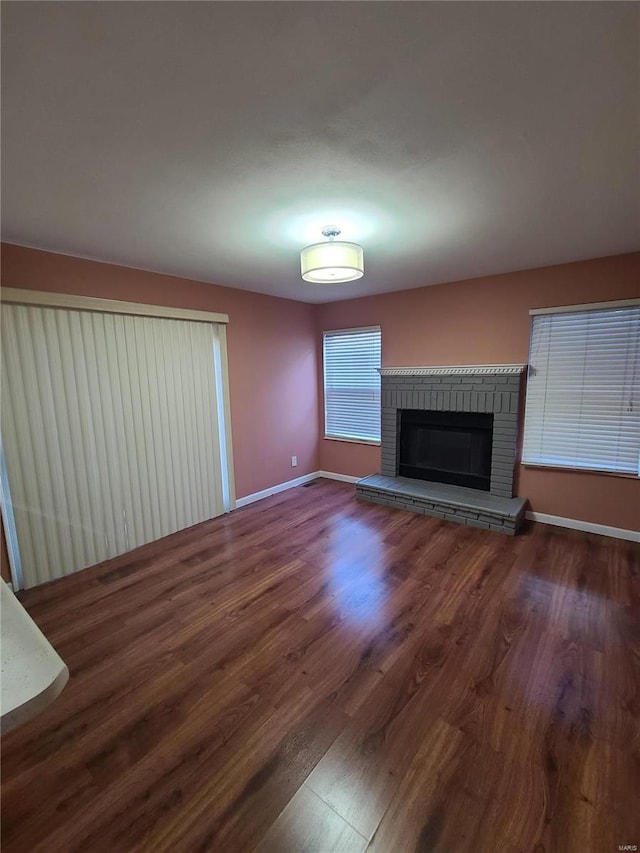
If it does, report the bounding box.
[2,479,639,852]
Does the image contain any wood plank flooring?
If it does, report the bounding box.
[1,478,639,852]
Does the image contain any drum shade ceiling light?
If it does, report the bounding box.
[300,228,364,283]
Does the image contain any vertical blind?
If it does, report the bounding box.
[323,326,381,442]
[1,304,228,588]
[523,305,640,475]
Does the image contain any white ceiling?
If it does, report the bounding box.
[2,2,639,304]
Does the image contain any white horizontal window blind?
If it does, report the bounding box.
[523,304,640,475]
[323,326,381,442]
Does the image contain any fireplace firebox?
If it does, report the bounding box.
[398,409,494,491]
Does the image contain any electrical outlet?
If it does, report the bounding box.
[291,455,298,467]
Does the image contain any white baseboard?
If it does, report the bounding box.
[235,472,320,508]
[317,470,360,484]
[235,470,361,508]
[526,510,640,543]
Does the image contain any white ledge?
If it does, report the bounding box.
[378,364,527,377]
[1,580,69,734]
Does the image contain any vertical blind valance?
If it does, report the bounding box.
[323,326,381,442]
[522,305,640,476]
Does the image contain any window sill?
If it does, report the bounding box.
[323,435,381,447]
[522,462,638,479]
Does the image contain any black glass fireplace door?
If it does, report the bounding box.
[398,410,494,491]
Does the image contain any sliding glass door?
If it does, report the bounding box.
[1,303,231,588]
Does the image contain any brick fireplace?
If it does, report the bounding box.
[356,364,528,534]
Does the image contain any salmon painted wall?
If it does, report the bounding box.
[1,243,319,500]
[316,252,640,531]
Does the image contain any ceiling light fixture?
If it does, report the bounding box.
[300,227,364,283]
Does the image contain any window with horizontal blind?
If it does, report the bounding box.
[323,326,381,442]
[523,302,640,476]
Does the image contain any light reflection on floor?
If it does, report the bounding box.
[322,515,394,627]
[485,568,613,721]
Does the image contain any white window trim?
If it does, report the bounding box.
[323,324,381,335]
[529,298,639,316]
[323,435,381,446]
